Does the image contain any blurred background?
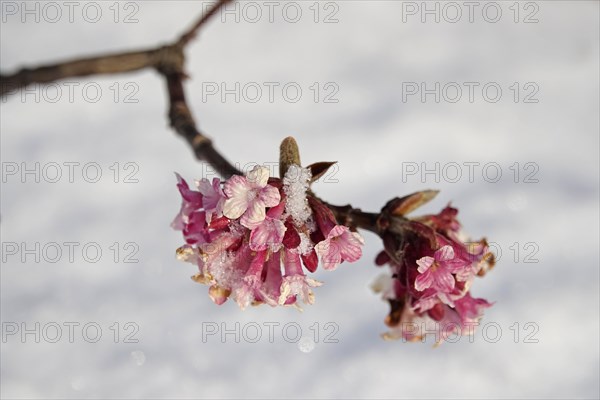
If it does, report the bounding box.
[1,1,599,398]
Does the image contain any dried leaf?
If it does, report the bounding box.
[385,190,439,216]
[307,161,337,183]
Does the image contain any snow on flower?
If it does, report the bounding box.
[283,164,312,227]
[173,164,364,309]
[173,164,493,345]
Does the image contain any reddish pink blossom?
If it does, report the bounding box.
[172,173,203,230]
[197,177,225,223]
[174,165,364,310]
[315,225,364,270]
[258,251,284,306]
[232,250,267,310]
[249,216,286,252]
[279,249,322,305]
[414,245,467,293]
[373,198,495,345]
[182,210,209,245]
[454,293,493,325]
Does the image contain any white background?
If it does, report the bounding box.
[1,1,599,398]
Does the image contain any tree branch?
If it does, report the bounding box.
[0,0,380,234]
[164,70,242,178]
[177,0,234,46]
[1,46,165,96]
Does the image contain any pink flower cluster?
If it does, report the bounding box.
[173,165,364,309]
[373,197,495,345]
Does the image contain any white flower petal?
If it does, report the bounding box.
[240,200,267,229]
[246,165,270,188]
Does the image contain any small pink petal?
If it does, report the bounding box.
[240,199,267,229]
[436,245,455,262]
[249,217,286,251]
[318,244,342,270]
[198,177,225,219]
[259,184,281,208]
[416,256,435,273]
[434,271,456,293]
[415,270,433,291]
[223,175,252,219]
[338,232,364,262]
[246,165,270,188]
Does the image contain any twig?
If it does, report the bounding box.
[0,0,381,233]
[164,71,241,178]
[0,0,231,95]
[1,0,241,178]
[177,0,234,46]
[1,47,163,97]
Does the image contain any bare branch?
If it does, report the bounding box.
[1,0,240,177]
[0,47,164,97]
[177,0,233,46]
[324,203,380,234]
[165,71,242,178]
[0,0,230,96]
[0,0,380,233]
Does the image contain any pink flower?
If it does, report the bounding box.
[249,216,286,252]
[414,245,466,293]
[182,210,209,245]
[315,225,364,270]
[172,173,203,230]
[223,166,281,229]
[197,177,225,223]
[174,168,367,310]
[258,251,284,306]
[279,249,322,305]
[232,250,268,310]
[374,200,495,344]
[454,293,492,325]
[452,239,491,282]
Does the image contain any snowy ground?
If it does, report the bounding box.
[1,1,599,399]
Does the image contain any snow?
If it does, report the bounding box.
[1,1,598,399]
[283,164,312,227]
